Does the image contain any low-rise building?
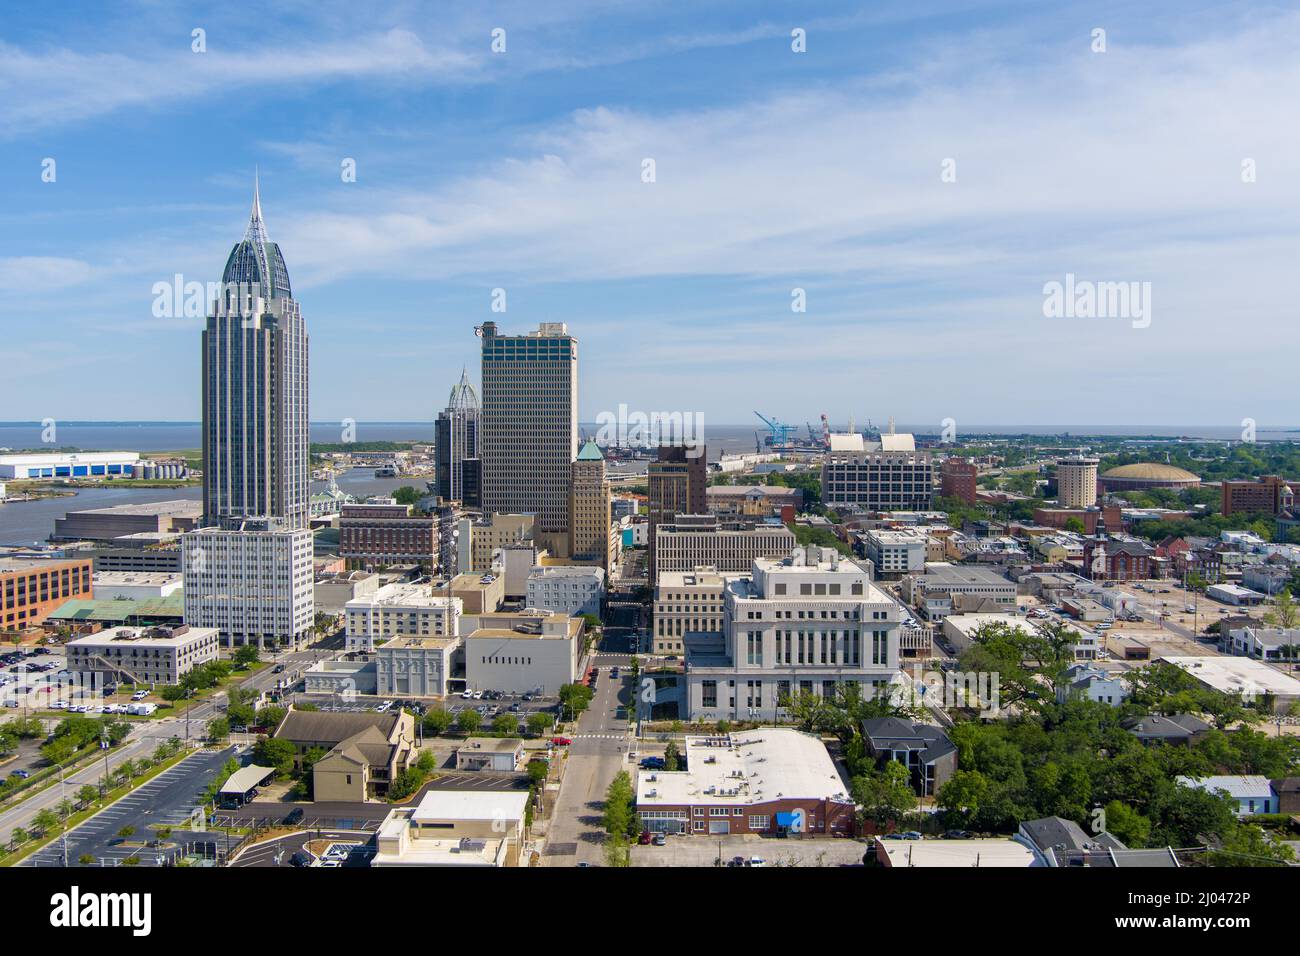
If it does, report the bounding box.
[525,565,605,617]
[455,737,523,772]
[705,484,803,519]
[861,528,928,577]
[376,636,459,698]
[635,728,854,836]
[860,717,957,796]
[344,581,462,653]
[303,658,378,696]
[1017,816,1178,867]
[465,612,582,695]
[1160,655,1300,712]
[273,707,417,801]
[901,563,1016,620]
[1227,626,1300,662]
[66,624,219,686]
[372,789,529,866]
[1124,713,1211,747]
[91,571,182,601]
[314,570,379,616]
[1175,775,1276,816]
[1056,662,1129,706]
[876,837,1041,867]
[1206,583,1264,606]
[51,498,200,542]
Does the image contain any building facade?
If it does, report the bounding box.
[435,367,481,507]
[1056,457,1099,509]
[181,522,314,648]
[339,502,436,570]
[1221,476,1294,517]
[479,321,577,554]
[525,565,605,617]
[569,441,614,569]
[684,546,903,721]
[200,178,310,531]
[66,624,219,686]
[653,567,725,655]
[647,444,708,576]
[376,636,459,698]
[465,613,581,695]
[821,433,934,512]
[344,581,462,653]
[939,458,979,505]
[653,515,796,577]
[0,557,93,632]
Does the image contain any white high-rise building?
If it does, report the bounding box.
[182,522,313,649]
[684,546,903,722]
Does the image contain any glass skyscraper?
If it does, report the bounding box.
[201,176,310,530]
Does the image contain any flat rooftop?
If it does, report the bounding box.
[875,838,1040,868]
[384,636,459,650]
[93,571,181,586]
[1160,655,1300,697]
[68,625,216,647]
[64,500,201,518]
[914,564,1014,587]
[636,728,849,808]
[0,557,87,573]
[411,788,529,823]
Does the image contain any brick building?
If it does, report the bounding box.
[940,458,978,505]
[339,503,435,571]
[1221,476,1295,517]
[0,557,93,632]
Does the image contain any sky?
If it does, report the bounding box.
[1,0,1298,430]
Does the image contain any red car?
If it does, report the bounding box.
[551,736,573,746]
[638,831,652,845]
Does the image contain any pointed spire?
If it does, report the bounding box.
[244,167,269,245]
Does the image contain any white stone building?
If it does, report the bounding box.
[525,565,605,617]
[345,581,462,653]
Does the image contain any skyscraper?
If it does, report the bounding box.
[478,321,577,555]
[647,443,707,578]
[201,175,310,530]
[185,177,313,649]
[435,367,481,507]
[570,440,613,570]
[1057,456,1099,509]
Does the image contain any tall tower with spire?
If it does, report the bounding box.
[201,175,310,528]
[435,367,481,507]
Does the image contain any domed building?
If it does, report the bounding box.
[1099,462,1201,492]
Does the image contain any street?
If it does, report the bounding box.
[542,650,633,866]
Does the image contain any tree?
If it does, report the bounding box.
[603,832,631,867]
[558,683,594,720]
[76,784,99,808]
[422,708,454,737]
[526,712,552,737]
[207,717,230,741]
[1063,517,1086,534]
[526,758,549,787]
[851,761,917,831]
[457,709,482,733]
[1101,800,1151,848]
[32,808,59,835]
[392,486,422,507]
[232,644,260,668]
[603,770,639,839]
[78,854,94,865]
[491,713,517,736]
[1264,587,1299,630]
[159,684,187,703]
[416,749,436,774]
[664,741,681,772]
[252,737,297,777]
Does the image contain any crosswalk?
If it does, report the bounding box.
[572,733,626,740]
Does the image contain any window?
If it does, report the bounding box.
[749,815,770,830]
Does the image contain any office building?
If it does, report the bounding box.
[684,546,903,722]
[181,521,313,648]
[92,571,182,601]
[861,528,928,577]
[435,367,481,507]
[525,565,605,617]
[339,502,436,571]
[376,636,460,698]
[653,567,725,655]
[653,514,795,577]
[344,581,462,653]
[456,513,535,574]
[373,789,529,867]
[479,321,577,555]
[0,557,94,631]
[200,176,310,530]
[569,441,614,570]
[647,444,708,577]
[1056,456,1099,509]
[705,484,802,519]
[635,728,854,837]
[65,624,219,686]
[821,433,934,512]
[901,564,1017,620]
[1221,476,1295,516]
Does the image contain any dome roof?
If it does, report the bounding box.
[1101,462,1200,482]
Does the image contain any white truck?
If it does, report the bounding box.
[126,702,157,716]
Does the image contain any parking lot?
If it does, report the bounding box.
[22,746,239,867]
[631,833,869,867]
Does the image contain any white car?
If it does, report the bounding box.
[473,690,484,700]
[131,690,149,701]
[52,700,70,710]
[461,689,473,699]
[375,700,393,713]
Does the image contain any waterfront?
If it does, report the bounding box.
[0,468,414,546]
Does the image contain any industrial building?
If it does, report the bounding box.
[0,451,141,480]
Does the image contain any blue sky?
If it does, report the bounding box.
[2,0,1298,429]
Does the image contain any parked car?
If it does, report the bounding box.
[942,829,972,839]
[748,856,766,867]
[640,756,666,770]
[289,851,312,868]
[551,736,572,746]
[375,700,393,713]
[131,690,149,701]
[284,807,304,825]
[653,833,666,846]
[728,855,745,867]
[9,769,30,779]
[638,831,652,845]
[461,689,474,699]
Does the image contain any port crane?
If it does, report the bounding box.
[753,411,796,448]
